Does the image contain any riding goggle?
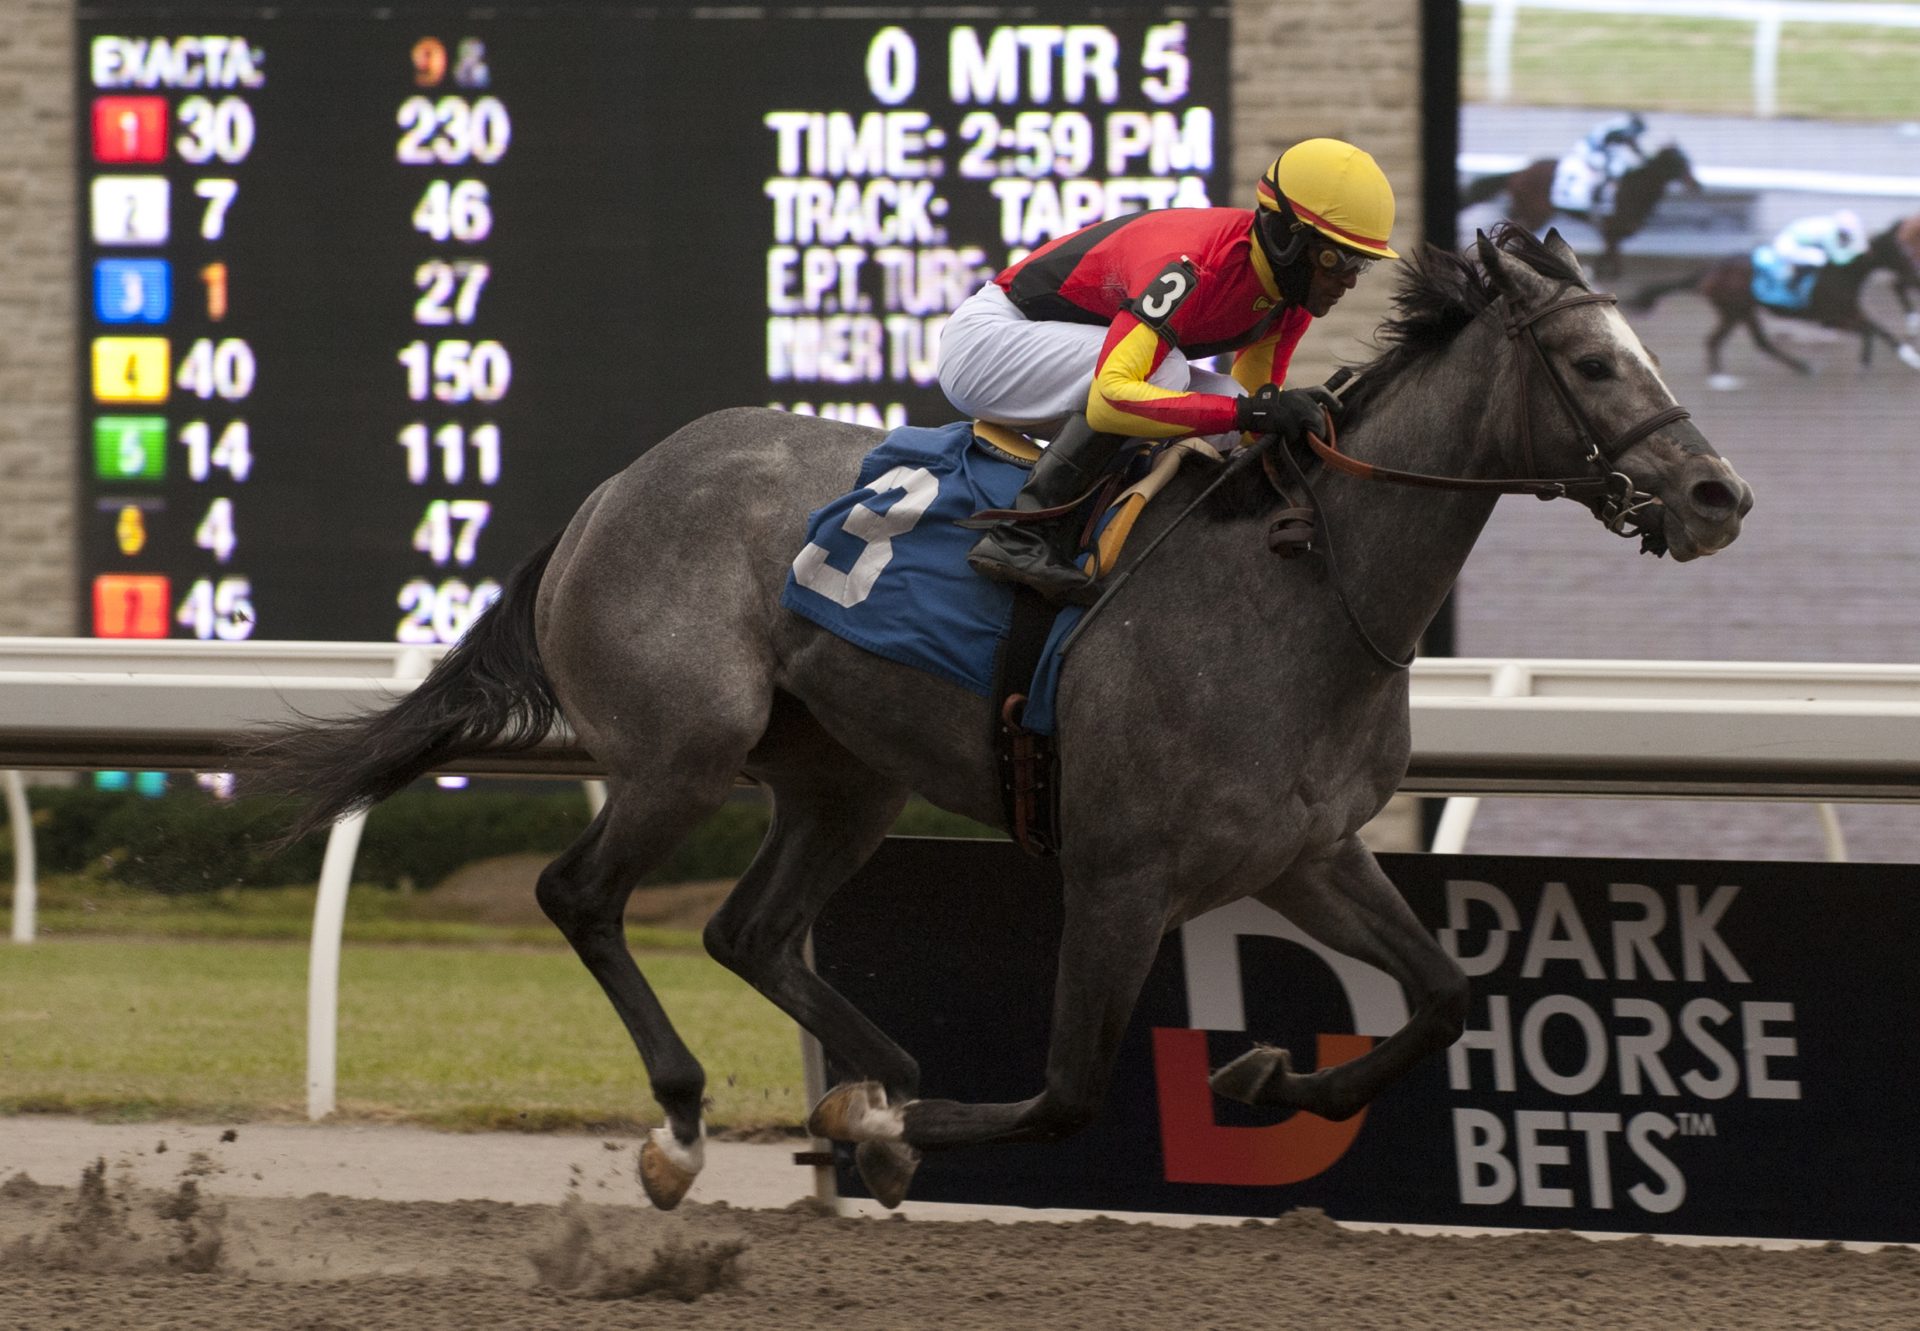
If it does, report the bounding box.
[1311,242,1376,278]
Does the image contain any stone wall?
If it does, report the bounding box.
[0,2,78,634]
[0,0,1424,633]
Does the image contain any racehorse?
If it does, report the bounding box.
[1630,220,1920,384]
[243,226,1751,1212]
[1462,144,1699,278]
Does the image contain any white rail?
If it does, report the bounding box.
[1467,0,1920,117]
[1458,151,1920,201]
[3,641,1919,1120]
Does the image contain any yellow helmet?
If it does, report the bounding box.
[1256,138,1399,260]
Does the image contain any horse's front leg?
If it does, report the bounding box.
[812,871,1168,1154]
[1847,313,1920,369]
[1210,836,1466,1121]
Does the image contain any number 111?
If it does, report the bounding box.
[398,421,500,484]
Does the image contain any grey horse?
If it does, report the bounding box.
[246,227,1752,1211]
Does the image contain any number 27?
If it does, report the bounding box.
[414,259,490,325]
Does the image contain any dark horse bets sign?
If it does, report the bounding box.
[813,838,1920,1242]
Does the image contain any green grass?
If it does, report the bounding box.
[0,935,808,1132]
[1463,10,1920,121]
[1,876,698,949]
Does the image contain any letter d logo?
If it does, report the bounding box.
[1153,899,1408,1185]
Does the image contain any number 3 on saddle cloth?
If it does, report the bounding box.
[781,420,1164,855]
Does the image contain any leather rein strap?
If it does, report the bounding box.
[1304,290,1690,506]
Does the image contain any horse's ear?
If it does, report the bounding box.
[1540,227,1587,280]
[1475,229,1524,301]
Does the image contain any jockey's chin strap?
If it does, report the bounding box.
[1301,290,1690,554]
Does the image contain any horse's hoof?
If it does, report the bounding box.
[855,1140,922,1209]
[1210,1045,1291,1106]
[1706,373,1743,392]
[807,1080,905,1144]
[1898,344,1920,370]
[637,1125,704,1211]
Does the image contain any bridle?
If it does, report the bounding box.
[1262,285,1692,670]
[1301,289,1687,545]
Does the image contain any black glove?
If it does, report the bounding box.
[1234,384,1339,442]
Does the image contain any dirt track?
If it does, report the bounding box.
[4,1124,1920,1330]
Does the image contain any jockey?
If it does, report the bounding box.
[938,137,1397,605]
[1753,209,1868,309]
[1770,208,1868,276]
[1552,112,1649,220]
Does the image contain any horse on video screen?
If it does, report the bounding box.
[1462,144,1699,278]
[1631,219,1920,385]
[241,226,1751,1212]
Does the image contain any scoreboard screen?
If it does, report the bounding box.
[75,1,1230,643]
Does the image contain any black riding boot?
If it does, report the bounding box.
[966,415,1129,606]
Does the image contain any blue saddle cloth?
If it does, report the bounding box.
[780,421,1083,735]
[1750,245,1815,312]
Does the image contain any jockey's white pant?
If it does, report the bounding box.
[1551,155,1606,215]
[937,282,1243,441]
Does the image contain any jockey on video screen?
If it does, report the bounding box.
[1752,209,1868,308]
[1551,112,1649,220]
[937,137,1398,605]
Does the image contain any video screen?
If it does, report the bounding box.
[1451,0,1920,860]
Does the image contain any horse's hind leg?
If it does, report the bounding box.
[1745,313,1812,375]
[1704,312,1738,379]
[1211,837,1466,1119]
[705,697,920,1201]
[815,870,1169,1154]
[535,771,738,1209]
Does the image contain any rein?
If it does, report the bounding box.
[1304,292,1687,524]
[1061,279,1695,674]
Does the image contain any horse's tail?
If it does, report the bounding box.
[1628,270,1706,313]
[238,529,566,846]
[1460,173,1511,207]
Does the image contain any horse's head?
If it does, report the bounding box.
[1870,222,1920,285]
[1474,226,1753,561]
[1650,143,1701,194]
[1897,214,1920,267]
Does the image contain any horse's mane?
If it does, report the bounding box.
[1338,222,1585,422]
[1204,223,1584,520]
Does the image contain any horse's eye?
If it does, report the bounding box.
[1574,357,1613,381]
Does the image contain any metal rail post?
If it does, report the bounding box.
[6,769,33,943]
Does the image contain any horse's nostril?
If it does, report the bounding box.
[1690,479,1737,515]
